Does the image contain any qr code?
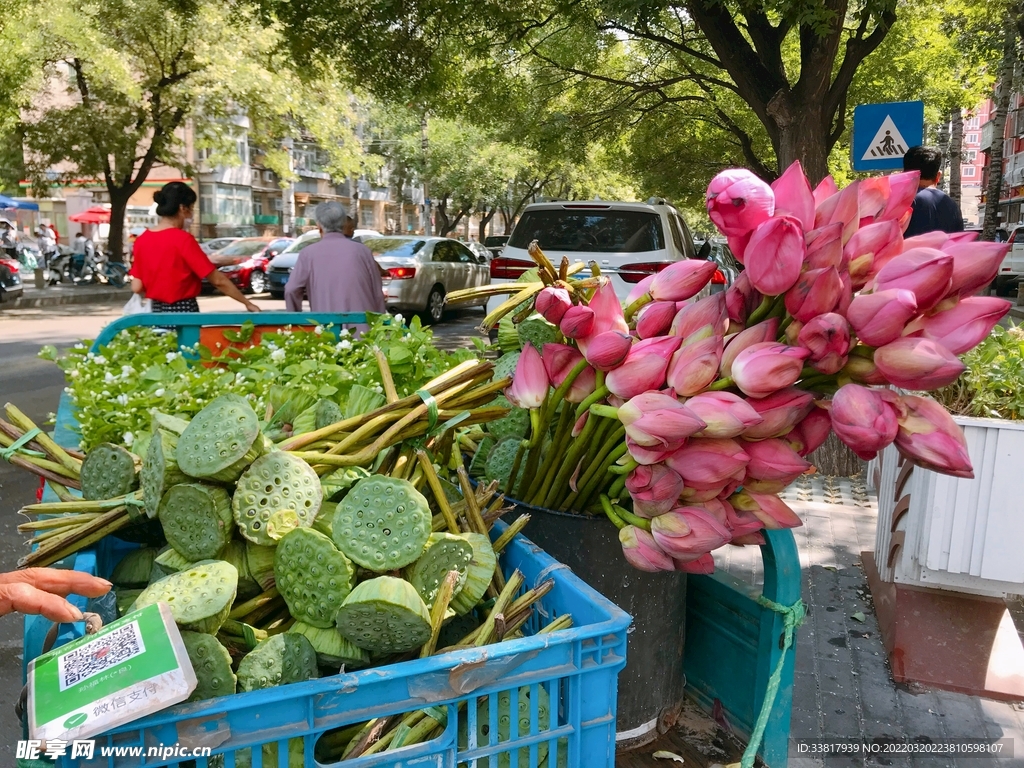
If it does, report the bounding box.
[57,621,146,691]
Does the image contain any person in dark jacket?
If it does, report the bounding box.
[902,146,964,238]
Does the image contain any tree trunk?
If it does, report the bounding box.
[107,189,131,263]
[948,109,963,207]
[771,106,830,184]
[808,433,865,479]
[983,18,1017,242]
[478,207,496,241]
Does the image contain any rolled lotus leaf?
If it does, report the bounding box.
[149,547,195,584]
[485,438,525,489]
[222,540,260,600]
[312,501,337,537]
[458,686,552,768]
[134,561,237,634]
[315,399,344,431]
[332,476,431,572]
[232,452,322,546]
[181,631,236,702]
[114,589,143,617]
[334,576,431,654]
[274,528,355,628]
[492,351,521,382]
[151,411,190,436]
[236,633,318,692]
[81,443,138,501]
[320,466,371,503]
[486,396,530,442]
[158,483,234,562]
[176,394,267,483]
[404,533,472,607]
[111,547,159,589]
[288,621,369,668]
[450,532,499,616]
[245,542,277,591]
[468,436,495,478]
[142,429,188,519]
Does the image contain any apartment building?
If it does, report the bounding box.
[979,93,1024,229]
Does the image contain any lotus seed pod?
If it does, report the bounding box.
[111,547,159,589]
[158,483,234,562]
[181,631,236,702]
[332,476,431,571]
[134,561,237,634]
[335,576,431,654]
[485,438,525,489]
[236,633,318,692]
[492,351,521,382]
[176,394,267,483]
[320,466,372,503]
[245,542,277,591]
[288,621,369,668]
[450,532,499,616]
[404,533,473,607]
[232,452,322,545]
[142,429,188,518]
[487,396,531,441]
[436,612,481,649]
[315,399,344,431]
[149,547,195,584]
[114,589,143,617]
[150,411,190,436]
[468,437,495,477]
[80,443,138,501]
[517,317,558,352]
[458,686,552,768]
[221,540,260,600]
[274,528,355,628]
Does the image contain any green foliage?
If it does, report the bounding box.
[934,324,1024,420]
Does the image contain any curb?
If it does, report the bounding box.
[0,287,130,311]
[1009,306,1024,322]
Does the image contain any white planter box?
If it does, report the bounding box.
[870,415,1024,598]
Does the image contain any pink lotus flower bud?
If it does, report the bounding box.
[619,391,706,450]
[837,271,854,316]
[744,388,815,440]
[731,342,811,398]
[605,338,680,399]
[680,485,729,503]
[722,498,765,538]
[771,160,815,230]
[572,411,589,437]
[720,319,779,378]
[666,334,724,396]
[857,175,889,221]
[505,342,549,409]
[625,273,657,306]
[675,554,716,573]
[584,331,633,371]
[560,304,595,339]
[903,231,953,250]
[844,220,903,286]
[670,293,728,339]
[785,405,831,456]
[542,343,597,403]
[651,507,731,560]
[625,436,677,465]
[902,296,1011,355]
[702,497,731,527]
[731,532,767,547]
[841,353,888,385]
[725,271,761,323]
[744,215,805,295]
[812,175,839,207]
[636,301,678,339]
[894,395,973,478]
[730,490,802,529]
[535,286,572,325]
[666,438,750,490]
[942,242,1011,297]
[742,478,789,494]
[626,464,685,518]
[685,391,764,438]
[742,437,811,483]
[706,168,775,237]
[874,337,965,390]
[871,247,954,312]
[814,181,860,244]
[880,170,920,222]
[588,279,629,336]
[830,383,900,460]
[847,289,918,347]
[804,223,844,271]
[784,267,843,322]
[728,232,752,264]
[798,313,852,375]
[619,526,674,572]
[650,260,717,302]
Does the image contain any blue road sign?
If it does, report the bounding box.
[852,101,924,172]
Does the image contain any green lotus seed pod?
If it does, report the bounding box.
[236,633,318,692]
[332,476,431,572]
[111,547,159,589]
[245,542,277,591]
[176,394,266,483]
[274,528,354,629]
[314,399,344,431]
[436,611,481,649]
[320,466,371,503]
[335,576,431,655]
[517,317,558,352]
[114,589,143,617]
[142,429,188,519]
[485,438,525,489]
[149,547,195,584]
[80,443,138,501]
[181,631,236,702]
[486,396,530,442]
[458,686,552,768]
[221,540,260,601]
[232,452,322,546]
[134,561,237,634]
[288,621,369,668]
[468,437,495,478]
[450,532,499,616]
[404,533,473,607]
[158,483,234,562]
[492,351,521,383]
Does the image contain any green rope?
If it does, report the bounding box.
[740,595,806,768]
[0,428,44,462]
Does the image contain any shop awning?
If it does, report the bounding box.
[0,194,39,211]
[69,206,111,223]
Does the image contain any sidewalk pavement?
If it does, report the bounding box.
[0,281,130,311]
[713,474,1024,768]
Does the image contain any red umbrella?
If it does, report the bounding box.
[69,206,111,224]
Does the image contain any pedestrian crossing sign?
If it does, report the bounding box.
[852,101,924,171]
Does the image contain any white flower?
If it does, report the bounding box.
[154,388,165,397]
[165,352,178,363]
[116,394,129,406]
[104,372,117,384]
[339,329,350,337]
[74,343,85,350]
[93,355,106,365]
[374,384,384,394]
[394,313,404,324]
[101,390,110,397]
[314,325,324,335]
[235,373,246,384]
[403,334,412,342]
[127,341,136,348]
[271,348,286,362]
[121,365,133,375]
[337,340,352,351]
[70,370,79,378]
[265,342,279,351]
[123,432,134,447]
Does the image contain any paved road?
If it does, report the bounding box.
[0,295,484,758]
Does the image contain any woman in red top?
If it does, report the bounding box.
[130,182,260,313]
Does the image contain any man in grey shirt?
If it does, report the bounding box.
[285,201,387,331]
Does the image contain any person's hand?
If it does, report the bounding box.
[0,569,111,623]
[244,300,262,313]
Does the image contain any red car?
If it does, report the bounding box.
[203,237,293,294]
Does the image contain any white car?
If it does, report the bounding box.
[995,226,1020,296]
[487,200,701,314]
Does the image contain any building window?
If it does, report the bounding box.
[962,166,976,178]
[360,207,376,228]
[196,147,212,162]
[406,212,418,232]
[964,150,977,163]
[966,116,980,130]
[273,197,283,211]
[253,199,263,216]
[236,139,249,165]
[967,133,979,144]
[264,170,274,183]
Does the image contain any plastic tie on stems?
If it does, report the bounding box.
[0,428,44,462]
[121,496,147,521]
[416,389,439,432]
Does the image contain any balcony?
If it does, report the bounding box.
[254,214,280,225]
[980,120,994,152]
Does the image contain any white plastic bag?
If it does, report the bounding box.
[123,294,152,316]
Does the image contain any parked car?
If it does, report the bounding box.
[267,231,325,299]
[203,237,292,294]
[352,229,382,242]
[483,235,508,258]
[697,239,741,294]
[0,257,24,302]
[466,242,492,263]
[200,237,240,255]
[969,226,1017,295]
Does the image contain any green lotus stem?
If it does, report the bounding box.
[798,373,836,390]
[608,473,628,500]
[600,495,626,529]
[745,295,775,326]
[539,614,574,634]
[504,441,528,497]
[228,587,280,621]
[20,506,132,568]
[613,503,651,531]
[777,316,794,337]
[456,466,489,536]
[563,425,626,510]
[623,292,653,322]
[553,415,617,509]
[588,403,620,420]
[529,403,576,505]
[475,570,524,646]
[540,413,601,509]
[768,297,788,320]
[528,408,544,448]
[575,385,610,420]
[708,377,735,391]
[18,514,98,532]
[573,431,628,511]
[608,457,638,475]
[515,432,546,501]
[46,482,78,503]
[21,493,141,515]
[849,344,876,359]
[492,514,530,555]
[544,359,590,423]
[420,570,460,658]
[416,451,461,534]
[4,404,82,477]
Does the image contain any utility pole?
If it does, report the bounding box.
[421,114,430,235]
[281,137,295,236]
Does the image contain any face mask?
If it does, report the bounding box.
[183,217,194,228]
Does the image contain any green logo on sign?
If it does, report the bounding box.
[63,712,88,728]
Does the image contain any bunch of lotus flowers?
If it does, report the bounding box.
[451,162,1011,574]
